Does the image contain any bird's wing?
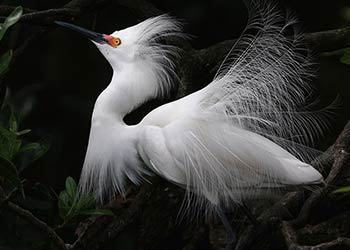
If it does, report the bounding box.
[137,114,323,207]
[137,1,329,208]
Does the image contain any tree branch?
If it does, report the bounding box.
[236,121,350,250]
[304,27,350,52]
[115,0,163,19]
[0,186,68,250]
[0,5,36,15]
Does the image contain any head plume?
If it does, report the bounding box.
[107,14,185,99]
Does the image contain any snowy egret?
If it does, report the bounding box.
[56,1,330,249]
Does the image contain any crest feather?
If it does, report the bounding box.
[131,14,184,98]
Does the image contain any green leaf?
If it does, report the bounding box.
[0,155,23,192]
[58,190,71,219]
[16,139,50,171]
[13,139,22,154]
[19,142,40,153]
[4,7,23,28]
[0,125,17,160]
[78,209,114,216]
[65,177,77,199]
[9,111,17,132]
[0,6,23,40]
[321,48,350,65]
[0,50,13,75]
[59,190,71,206]
[333,186,350,194]
[75,193,95,210]
[340,49,350,65]
[321,48,348,57]
[15,129,31,136]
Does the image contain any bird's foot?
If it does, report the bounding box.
[226,236,237,250]
[216,207,237,250]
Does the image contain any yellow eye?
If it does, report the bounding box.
[113,37,121,47]
[104,35,122,48]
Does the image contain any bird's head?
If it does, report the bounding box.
[56,15,183,99]
[56,15,183,69]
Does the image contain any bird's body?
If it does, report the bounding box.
[57,1,330,215]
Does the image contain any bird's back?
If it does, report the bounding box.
[137,1,330,210]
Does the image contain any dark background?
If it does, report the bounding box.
[1,0,349,191]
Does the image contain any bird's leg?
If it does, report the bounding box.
[237,202,258,226]
[216,207,236,250]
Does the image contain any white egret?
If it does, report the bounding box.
[56,1,331,249]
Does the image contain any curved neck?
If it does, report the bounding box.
[91,61,157,124]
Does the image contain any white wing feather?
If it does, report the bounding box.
[138,1,328,209]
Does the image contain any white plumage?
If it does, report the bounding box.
[72,1,331,212]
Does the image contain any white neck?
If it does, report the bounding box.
[91,61,158,125]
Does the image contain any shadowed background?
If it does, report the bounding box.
[0,0,349,191]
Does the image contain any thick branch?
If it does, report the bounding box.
[304,27,350,52]
[195,26,350,71]
[236,121,350,250]
[15,9,79,25]
[0,0,112,79]
[0,0,112,25]
[291,122,350,228]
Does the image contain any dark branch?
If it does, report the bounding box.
[115,0,163,19]
[304,27,350,52]
[236,121,350,250]
[0,186,67,250]
[0,5,36,15]
[16,9,79,25]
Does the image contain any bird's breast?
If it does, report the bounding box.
[80,123,148,197]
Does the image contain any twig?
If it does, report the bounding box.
[0,5,36,15]
[0,0,112,85]
[6,202,68,250]
[290,122,350,228]
[281,223,350,250]
[0,186,67,250]
[18,9,78,25]
[115,0,163,19]
[194,26,350,69]
[235,191,303,250]
[305,237,350,250]
[236,121,350,250]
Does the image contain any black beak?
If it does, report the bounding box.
[55,21,107,44]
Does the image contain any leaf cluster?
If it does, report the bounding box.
[0,7,22,75]
[58,177,113,227]
[0,8,112,249]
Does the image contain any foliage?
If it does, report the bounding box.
[321,48,350,65]
[58,176,113,226]
[0,8,113,250]
[0,6,22,40]
[0,105,49,195]
[0,6,22,75]
[0,6,24,191]
[333,186,350,194]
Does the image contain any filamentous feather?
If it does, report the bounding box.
[139,1,331,211]
[75,1,333,214]
[202,1,333,163]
